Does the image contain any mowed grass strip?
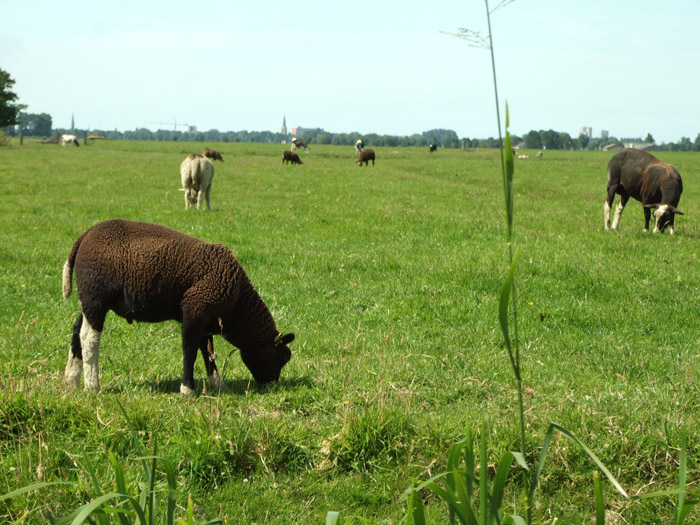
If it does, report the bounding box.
[0,141,697,522]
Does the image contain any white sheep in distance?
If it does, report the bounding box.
[62,219,295,395]
[180,154,214,210]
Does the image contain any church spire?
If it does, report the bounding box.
[281,115,287,135]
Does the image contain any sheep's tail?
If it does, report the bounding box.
[62,231,88,299]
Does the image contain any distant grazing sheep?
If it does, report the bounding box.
[203,148,224,162]
[62,219,295,395]
[429,144,437,153]
[517,154,529,159]
[605,148,683,234]
[355,139,364,153]
[61,134,79,147]
[180,154,214,210]
[356,148,375,166]
[536,151,543,158]
[291,137,309,153]
[283,150,303,165]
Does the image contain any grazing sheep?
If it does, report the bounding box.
[203,148,224,162]
[291,137,309,153]
[62,219,295,395]
[180,154,214,210]
[356,148,375,166]
[517,154,529,159]
[61,134,80,147]
[429,144,437,153]
[605,148,683,234]
[283,150,303,165]
[355,139,364,153]
[536,151,543,158]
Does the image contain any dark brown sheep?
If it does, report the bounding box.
[605,149,683,234]
[62,219,295,395]
[283,150,303,165]
[356,148,375,166]
[203,148,224,162]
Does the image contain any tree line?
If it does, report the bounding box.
[1,64,698,152]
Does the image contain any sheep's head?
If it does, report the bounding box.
[644,203,684,232]
[241,332,294,386]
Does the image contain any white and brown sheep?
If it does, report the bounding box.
[180,154,214,210]
[605,148,684,234]
[356,148,375,166]
[62,219,295,396]
[283,150,303,165]
[203,148,224,162]
[291,137,309,153]
[61,134,79,147]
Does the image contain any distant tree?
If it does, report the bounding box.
[0,68,26,129]
[578,133,590,150]
[19,112,52,136]
[694,134,700,152]
[523,130,541,149]
[540,129,561,150]
[644,133,655,143]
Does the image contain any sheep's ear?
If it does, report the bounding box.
[673,208,684,215]
[274,332,295,346]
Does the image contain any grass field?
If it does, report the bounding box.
[0,140,697,523]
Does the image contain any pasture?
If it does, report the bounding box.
[0,140,698,523]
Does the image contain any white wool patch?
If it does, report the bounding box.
[611,201,625,230]
[603,201,611,229]
[64,350,82,389]
[62,261,73,298]
[80,317,102,392]
[653,204,669,233]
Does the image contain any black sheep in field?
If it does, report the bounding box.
[62,219,295,395]
[283,150,303,165]
[356,149,375,166]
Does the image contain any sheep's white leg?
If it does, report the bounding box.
[64,348,83,390]
[196,190,204,210]
[180,383,196,396]
[611,201,624,230]
[603,201,612,230]
[204,186,211,211]
[80,318,102,392]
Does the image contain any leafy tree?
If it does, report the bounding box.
[578,133,590,150]
[0,68,25,128]
[644,132,655,143]
[19,112,52,136]
[523,130,541,149]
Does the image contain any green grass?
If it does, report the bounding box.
[0,140,698,523]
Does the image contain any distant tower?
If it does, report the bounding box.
[281,115,287,135]
[71,114,75,131]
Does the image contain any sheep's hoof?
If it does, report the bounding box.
[208,372,227,393]
[180,384,196,397]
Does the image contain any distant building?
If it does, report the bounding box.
[579,126,592,138]
[599,130,609,140]
[186,125,197,134]
[281,116,287,135]
[291,127,298,136]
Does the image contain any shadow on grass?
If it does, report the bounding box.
[140,375,314,395]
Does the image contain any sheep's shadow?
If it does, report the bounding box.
[145,375,312,396]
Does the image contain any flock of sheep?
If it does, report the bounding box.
[61,141,684,397]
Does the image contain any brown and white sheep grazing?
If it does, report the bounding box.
[283,150,303,165]
[605,148,684,234]
[61,134,80,147]
[203,148,224,162]
[291,137,309,153]
[356,148,375,166]
[180,154,214,210]
[62,219,295,396]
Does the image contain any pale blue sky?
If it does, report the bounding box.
[3,0,698,142]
